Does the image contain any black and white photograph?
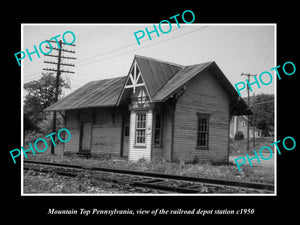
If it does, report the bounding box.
[21,24,275,195]
[3,5,298,220]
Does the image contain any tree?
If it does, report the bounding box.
[248,93,274,136]
[24,72,70,132]
[234,130,244,140]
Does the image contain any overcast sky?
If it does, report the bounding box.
[22,24,275,98]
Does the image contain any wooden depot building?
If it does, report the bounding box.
[45,55,251,163]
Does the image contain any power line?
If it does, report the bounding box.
[76,26,119,45]
[58,26,211,89]
[243,29,265,70]
[78,26,210,67]
[23,26,210,83]
[76,26,188,66]
[241,73,257,152]
[24,71,40,77]
[245,30,274,74]
[250,99,274,107]
[43,39,76,155]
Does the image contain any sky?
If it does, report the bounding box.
[22,24,275,98]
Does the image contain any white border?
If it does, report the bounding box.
[274,24,277,196]
[21,23,277,197]
[21,23,24,195]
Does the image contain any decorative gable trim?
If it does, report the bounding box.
[117,58,152,106]
[125,60,145,93]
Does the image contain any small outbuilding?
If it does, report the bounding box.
[230,115,262,139]
[45,55,251,163]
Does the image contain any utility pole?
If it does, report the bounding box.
[241,73,257,151]
[43,40,76,154]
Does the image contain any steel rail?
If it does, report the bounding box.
[23,160,274,192]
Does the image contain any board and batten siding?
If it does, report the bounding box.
[64,110,80,153]
[128,110,153,161]
[151,108,169,160]
[91,108,122,156]
[161,109,172,161]
[64,108,122,156]
[173,70,230,163]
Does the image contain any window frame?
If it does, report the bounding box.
[257,130,261,136]
[135,112,147,146]
[154,113,163,147]
[137,89,147,104]
[196,113,210,150]
[241,121,246,127]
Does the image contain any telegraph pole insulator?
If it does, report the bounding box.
[43,40,76,154]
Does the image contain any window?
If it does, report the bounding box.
[197,113,209,149]
[241,121,246,127]
[137,89,147,104]
[135,113,146,145]
[154,113,163,146]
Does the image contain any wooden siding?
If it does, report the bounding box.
[173,70,230,163]
[81,122,92,151]
[64,110,80,153]
[151,108,168,160]
[161,108,172,161]
[91,108,122,155]
[128,110,152,161]
[152,146,164,160]
[64,108,122,156]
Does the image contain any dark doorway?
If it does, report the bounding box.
[121,120,129,157]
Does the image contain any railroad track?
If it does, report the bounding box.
[23,160,274,194]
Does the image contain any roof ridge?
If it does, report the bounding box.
[134,54,184,68]
[186,61,215,67]
[88,75,126,83]
[152,62,213,101]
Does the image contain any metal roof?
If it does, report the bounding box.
[44,55,251,115]
[153,62,212,102]
[44,76,126,111]
[134,55,182,97]
[152,61,252,115]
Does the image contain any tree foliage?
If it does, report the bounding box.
[234,130,244,140]
[24,72,70,132]
[247,93,274,136]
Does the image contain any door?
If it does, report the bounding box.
[80,122,92,152]
[122,123,129,157]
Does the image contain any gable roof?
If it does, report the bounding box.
[45,55,252,115]
[116,55,183,105]
[134,55,183,97]
[153,61,251,115]
[44,76,126,111]
[153,62,212,101]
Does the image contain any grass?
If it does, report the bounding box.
[25,147,274,185]
[23,169,139,194]
[229,137,275,156]
[22,137,275,194]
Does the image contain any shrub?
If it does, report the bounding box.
[234,130,244,140]
[24,130,43,144]
[192,156,200,164]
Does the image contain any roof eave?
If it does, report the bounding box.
[44,104,118,112]
[152,62,213,102]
